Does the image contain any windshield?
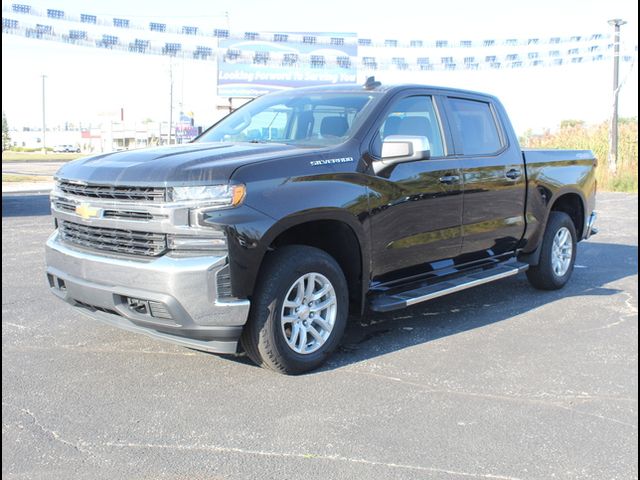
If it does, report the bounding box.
[196,91,379,147]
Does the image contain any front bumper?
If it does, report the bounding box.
[45,231,250,354]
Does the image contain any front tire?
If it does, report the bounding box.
[526,211,577,290]
[241,245,348,374]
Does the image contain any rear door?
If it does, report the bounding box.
[444,96,526,261]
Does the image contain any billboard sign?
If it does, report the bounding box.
[218,32,357,97]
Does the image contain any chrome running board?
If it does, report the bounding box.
[369,262,529,313]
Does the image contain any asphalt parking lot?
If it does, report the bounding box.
[2,192,638,479]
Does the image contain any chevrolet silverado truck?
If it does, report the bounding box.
[46,79,597,374]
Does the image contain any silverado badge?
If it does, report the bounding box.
[75,203,101,220]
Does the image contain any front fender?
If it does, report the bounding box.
[206,169,372,299]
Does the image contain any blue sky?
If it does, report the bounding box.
[2,0,638,134]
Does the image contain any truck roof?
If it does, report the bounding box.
[276,82,500,102]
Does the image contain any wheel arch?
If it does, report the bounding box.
[520,188,586,266]
[258,210,369,316]
[549,191,585,240]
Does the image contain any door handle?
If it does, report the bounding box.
[505,169,522,180]
[439,175,460,184]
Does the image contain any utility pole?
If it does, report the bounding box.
[607,19,627,175]
[42,74,47,154]
[169,58,173,145]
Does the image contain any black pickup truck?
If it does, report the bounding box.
[46,79,597,374]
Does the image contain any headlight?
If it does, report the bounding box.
[167,234,227,253]
[169,184,246,208]
[51,180,63,198]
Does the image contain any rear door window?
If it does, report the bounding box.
[447,98,503,155]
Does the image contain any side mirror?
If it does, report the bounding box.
[373,135,431,174]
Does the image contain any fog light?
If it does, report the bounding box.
[127,297,149,314]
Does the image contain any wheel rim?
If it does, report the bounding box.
[551,226,573,277]
[280,272,337,355]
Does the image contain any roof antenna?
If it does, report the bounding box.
[363,76,381,90]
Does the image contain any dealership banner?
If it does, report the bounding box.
[2,4,637,89]
[217,33,358,97]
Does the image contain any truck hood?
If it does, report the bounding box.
[55,142,317,186]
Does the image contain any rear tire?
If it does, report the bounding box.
[241,245,348,374]
[526,211,577,290]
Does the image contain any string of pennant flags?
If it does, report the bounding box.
[2,3,638,72]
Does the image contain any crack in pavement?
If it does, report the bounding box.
[3,321,28,330]
[101,440,524,479]
[580,290,638,332]
[340,370,638,429]
[3,402,93,455]
[3,403,523,479]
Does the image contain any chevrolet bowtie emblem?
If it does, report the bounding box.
[75,203,101,220]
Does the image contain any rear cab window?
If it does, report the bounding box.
[447,97,504,155]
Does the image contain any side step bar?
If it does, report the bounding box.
[369,262,529,313]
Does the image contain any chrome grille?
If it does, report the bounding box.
[75,301,121,316]
[103,210,154,220]
[57,181,166,202]
[52,199,156,221]
[59,220,167,256]
[149,301,173,319]
[52,198,76,213]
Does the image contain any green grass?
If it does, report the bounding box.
[2,173,53,182]
[521,119,638,193]
[2,152,85,162]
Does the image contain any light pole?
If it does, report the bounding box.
[168,58,173,145]
[42,74,47,154]
[607,18,627,175]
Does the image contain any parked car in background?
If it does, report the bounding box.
[53,144,80,153]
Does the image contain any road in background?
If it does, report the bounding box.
[1,161,64,177]
[2,193,638,479]
[1,162,63,193]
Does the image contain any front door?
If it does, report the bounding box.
[367,94,463,283]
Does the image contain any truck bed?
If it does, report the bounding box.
[522,149,596,165]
